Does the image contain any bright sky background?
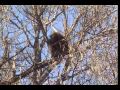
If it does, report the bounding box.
[0,5,118,85]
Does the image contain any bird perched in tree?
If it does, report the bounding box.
[47,26,69,61]
[47,25,71,78]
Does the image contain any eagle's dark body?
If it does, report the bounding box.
[48,32,69,59]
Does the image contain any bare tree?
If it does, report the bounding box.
[0,5,118,85]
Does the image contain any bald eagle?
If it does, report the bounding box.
[48,27,69,60]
